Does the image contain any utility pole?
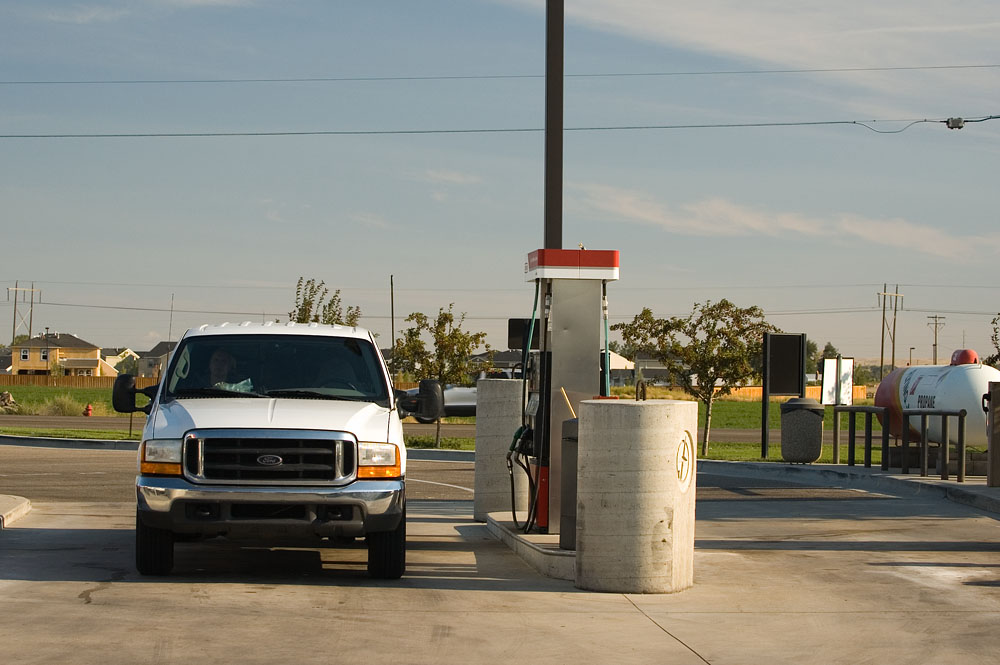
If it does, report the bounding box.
[8,281,42,346]
[543,0,563,250]
[877,284,903,380]
[927,315,946,364]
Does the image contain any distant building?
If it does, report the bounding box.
[10,332,118,376]
[138,341,178,378]
[102,347,140,370]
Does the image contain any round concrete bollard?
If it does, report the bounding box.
[780,397,824,463]
[473,379,527,522]
[575,400,698,593]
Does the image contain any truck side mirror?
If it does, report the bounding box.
[395,379,445,421]
[112,374,155,415]
[417,379,445,421]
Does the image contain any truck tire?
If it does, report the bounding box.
[135,511,174,576]
[367,508,406,579]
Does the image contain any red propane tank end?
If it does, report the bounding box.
[950,349,979,366]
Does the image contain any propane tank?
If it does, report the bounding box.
[874,349,1000,447]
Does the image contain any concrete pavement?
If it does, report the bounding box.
[3,454,999,663]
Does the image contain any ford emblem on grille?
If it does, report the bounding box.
[257,454,283,466]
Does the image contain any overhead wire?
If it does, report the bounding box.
[3,63,999,85]
[5,116,997,139]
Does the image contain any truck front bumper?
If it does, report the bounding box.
[136,476,404,540]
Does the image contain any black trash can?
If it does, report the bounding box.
[780,397,824,463]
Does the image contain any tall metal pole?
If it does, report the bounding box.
[544,0,563,250]
[890,283,900,370]
[10,280,17,346]
[928,315,946,364]
[879,283,886,381]
[28,281,35,339]
[390,274,395,376]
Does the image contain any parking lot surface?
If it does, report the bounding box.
[2,444,1000,664]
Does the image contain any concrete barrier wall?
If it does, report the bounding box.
[473,379,526,522]
[576,400,698,593]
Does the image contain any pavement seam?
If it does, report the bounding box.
[623,594,711,664]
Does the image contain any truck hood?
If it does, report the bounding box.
[148,397,392,442]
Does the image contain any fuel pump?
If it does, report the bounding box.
[507,249,619,534]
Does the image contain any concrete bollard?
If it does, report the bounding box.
[473,379,527,522]
[575,400,697,593]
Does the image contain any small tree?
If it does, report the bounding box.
[288,277,361,326]
[985,314,1000,368]
[116,356,139,376]
[392,304,491,444]
[804,338,819,375]
[613,300,777,455]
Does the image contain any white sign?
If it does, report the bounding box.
[822,357,854,405]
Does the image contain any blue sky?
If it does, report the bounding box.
[2,0,999,363]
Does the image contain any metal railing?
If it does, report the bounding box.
[899,408,968,482]
[832,406,889,470]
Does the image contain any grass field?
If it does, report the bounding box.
[1,385,122,417]
[0,429,880,464]
[0,385,886,461]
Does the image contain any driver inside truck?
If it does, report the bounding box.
[209,348,254,393]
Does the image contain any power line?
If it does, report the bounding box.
[2,279,887,292]
[4,116,994,140]
[30,297,887,320]
[3,63,999,86]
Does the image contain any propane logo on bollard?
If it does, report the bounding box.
[676,430,695,492]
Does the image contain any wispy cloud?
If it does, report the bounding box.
[40,5,130,24]
[422,170,482,186]
[500,1,1000,70]
[571,182,991,259]
[350,212,392,230]
[163,0,257,7]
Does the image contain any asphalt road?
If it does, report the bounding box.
[1,442,885,506]
[0,444,474,502]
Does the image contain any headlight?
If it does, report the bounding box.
[140,439,183,476]
[357,442,401,479]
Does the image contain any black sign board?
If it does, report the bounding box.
[508,318,540,351]
[761,332,807,457]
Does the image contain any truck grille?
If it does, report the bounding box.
[183,429,357,485]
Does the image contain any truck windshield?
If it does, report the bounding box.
[164,334,390,405]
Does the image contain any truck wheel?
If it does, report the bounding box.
[367,508,406,579]
[135,511,174,576]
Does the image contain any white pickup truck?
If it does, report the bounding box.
[113,321,441,579]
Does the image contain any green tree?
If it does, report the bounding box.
[804,338,819,374]
[1,334,29,351]
[391,304,491,444]
[288,277,361,326]
[813,341,840,378]
[115,356,139,376]
[608,339,638,362]
[613,300,778,455]
[985,314,1000,368]
[853,364,877,387]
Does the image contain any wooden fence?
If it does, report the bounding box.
[0,375,158,389]
[729,385,870,401]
